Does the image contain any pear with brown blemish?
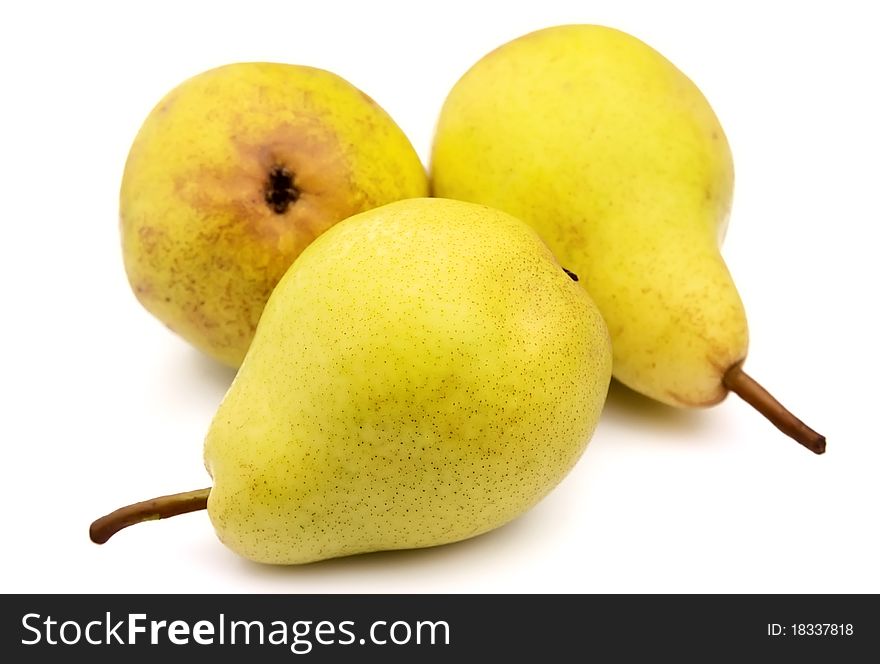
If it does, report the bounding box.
[431,25,825,453]
[92,198,612,564]
[121,62,427,367]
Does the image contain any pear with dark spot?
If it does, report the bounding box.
[121,62,428,367]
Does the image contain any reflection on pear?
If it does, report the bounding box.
[92,198,612,563]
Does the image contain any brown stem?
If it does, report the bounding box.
[89,488,211,544]
[722,363,825,455]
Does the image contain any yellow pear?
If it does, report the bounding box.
[121,62,428,367]
[91,198,612,564]
[431,25,824,453]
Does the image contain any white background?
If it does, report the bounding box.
[1,0,878,593]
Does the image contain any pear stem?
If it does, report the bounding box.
[89,488,211,544]
[722,363,825,455]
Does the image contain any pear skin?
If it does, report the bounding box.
[91,198,612,563]
[121,63,428,367]
[431,25,823,452]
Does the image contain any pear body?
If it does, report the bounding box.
[203,198,611,564]
[121,63,428,367]
[432,25,748,406]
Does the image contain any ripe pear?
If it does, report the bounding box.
[121,63,428,367]
[431,25,824,453]
[91,198,612,564]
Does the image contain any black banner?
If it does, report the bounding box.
[1,595,873,661]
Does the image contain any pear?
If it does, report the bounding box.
[431,25,825,453]
[121,63,428,367]
[91,198,612,564]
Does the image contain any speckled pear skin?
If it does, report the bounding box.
[120,63,428,367]
[431,25,748,407]
[203,198,611,564]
